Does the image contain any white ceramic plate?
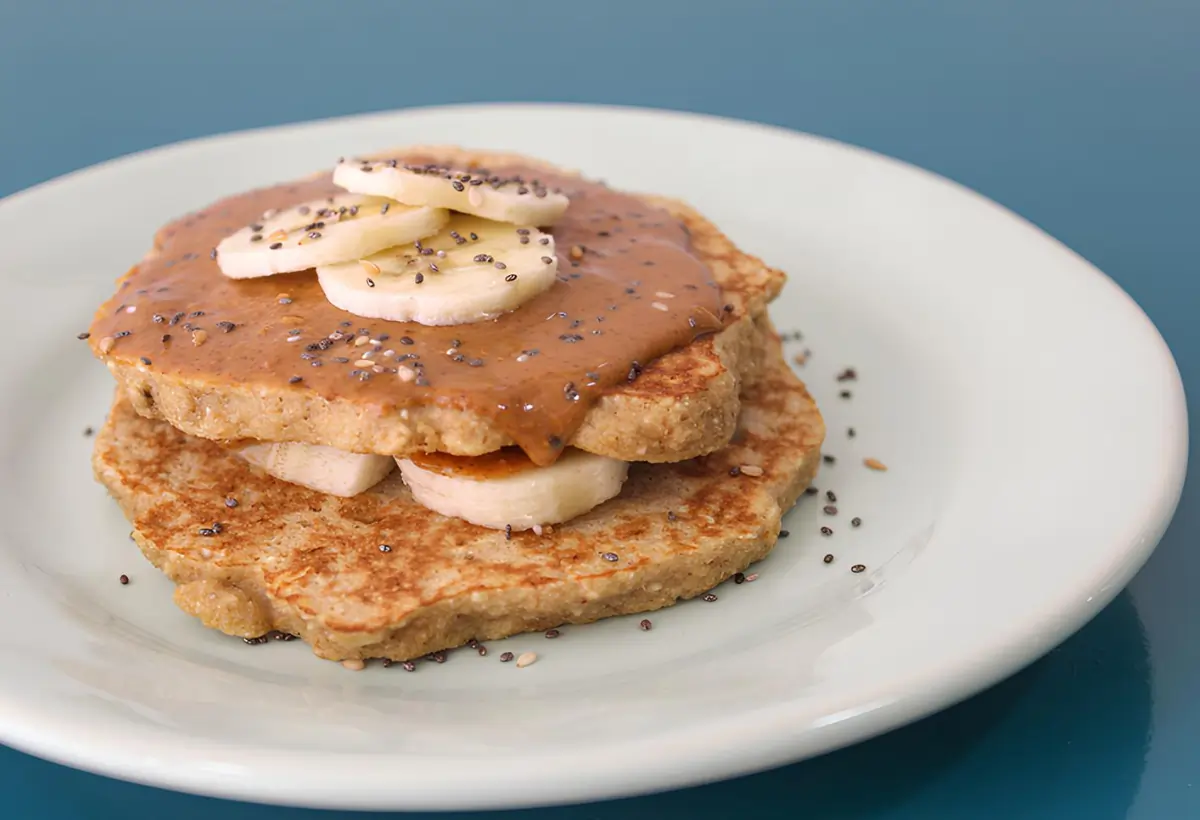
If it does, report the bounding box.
[0,104,1186,810]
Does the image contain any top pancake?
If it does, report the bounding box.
[89,148,786,463]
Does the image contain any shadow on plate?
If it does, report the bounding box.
[0,590,1150,820]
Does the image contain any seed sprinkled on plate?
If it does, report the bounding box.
[639,619,653,631]
[119,574,129,585]
[500,652,515,663]
[734,572,746,584]
[544,629,560,639]
[744,573,759,582]
[820,526,833,536]
[851,564,866,574]
[852,517,862,527]
[823,505,837,515]
[515,652,537,668]
[823,554,834,564]
[864,458,888,471]
[702,593,718,602]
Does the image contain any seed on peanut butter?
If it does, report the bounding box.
[191,329,208,346]
[569,245,584,260]
[738,464,764,477]
[98,336,116,354]
[354,336,370,347]
[655,291,676,299]
[651,302,669,312]
[354,359,374,368]
[397,366,416,383]
[515,652,538,668]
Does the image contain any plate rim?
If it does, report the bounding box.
[0,102,1188,810]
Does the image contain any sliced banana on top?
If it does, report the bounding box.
[316,214,559,326]
[237,441,395,497]
[397,448,629,531]
[215,194,448,279]
[334,159,570,226]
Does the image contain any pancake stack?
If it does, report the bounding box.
[87,147,824,663]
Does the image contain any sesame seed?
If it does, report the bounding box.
[191,329,208,346]
[402,661,416,672]
[823,553,835,564]
[779,529,790,538]
[505,273,517,282]
[837,368,858,382]
[539,237,549,245]
[651,301,669,312]
[499,652,515,663]
[225,497,238,508]
[639,619,653,631]
[792,352,808,366]
[851,564,866,574]
[98,336,115,353]
[703,593,718,602]
[821,526,833,536]
[848,427,856,438]
[341,659,365,671]
[544,629,560,639]
[216,321,236,333]
[823,455,836,464]
[77,331,90,340]
[505,524,512,541]
[654,291,676,299]
[289,376,302,384]
[379,544,392,553]
[119,574,129,585]
[734,572,746,584]
[494,261,506,270]
[805,487,818,496]
[366,278,375,288]
[415,273,425,284]
[852,517,862,527]
[515,652,537,668]
[864,458,888,471]
[602,552,619,562]
[739,464,764,477]
[83,426,94,437]
[729,466,741,477]
[477,645,488,656]
[824,505,838,515]
[139,357,152,366]
[744,573,759,582]
[569,245,584,260]
[355,335,371,347]
[269,242,282,250]
[360,260,381,276]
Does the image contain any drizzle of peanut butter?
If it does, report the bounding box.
[89,164,724,465]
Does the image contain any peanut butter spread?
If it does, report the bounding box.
[89,164,725,465]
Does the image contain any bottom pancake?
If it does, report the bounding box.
[92,341,824,662]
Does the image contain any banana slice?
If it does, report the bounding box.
[316,214,558,326]
[237,441,395,497]
[334,159,569,226]
[215,194,448,279]
[397,448,628,531]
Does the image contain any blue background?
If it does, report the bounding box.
[1,1,1195,817]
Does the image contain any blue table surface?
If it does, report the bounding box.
[1,1,1195,817]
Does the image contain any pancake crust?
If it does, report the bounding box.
[93,338,823,661]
